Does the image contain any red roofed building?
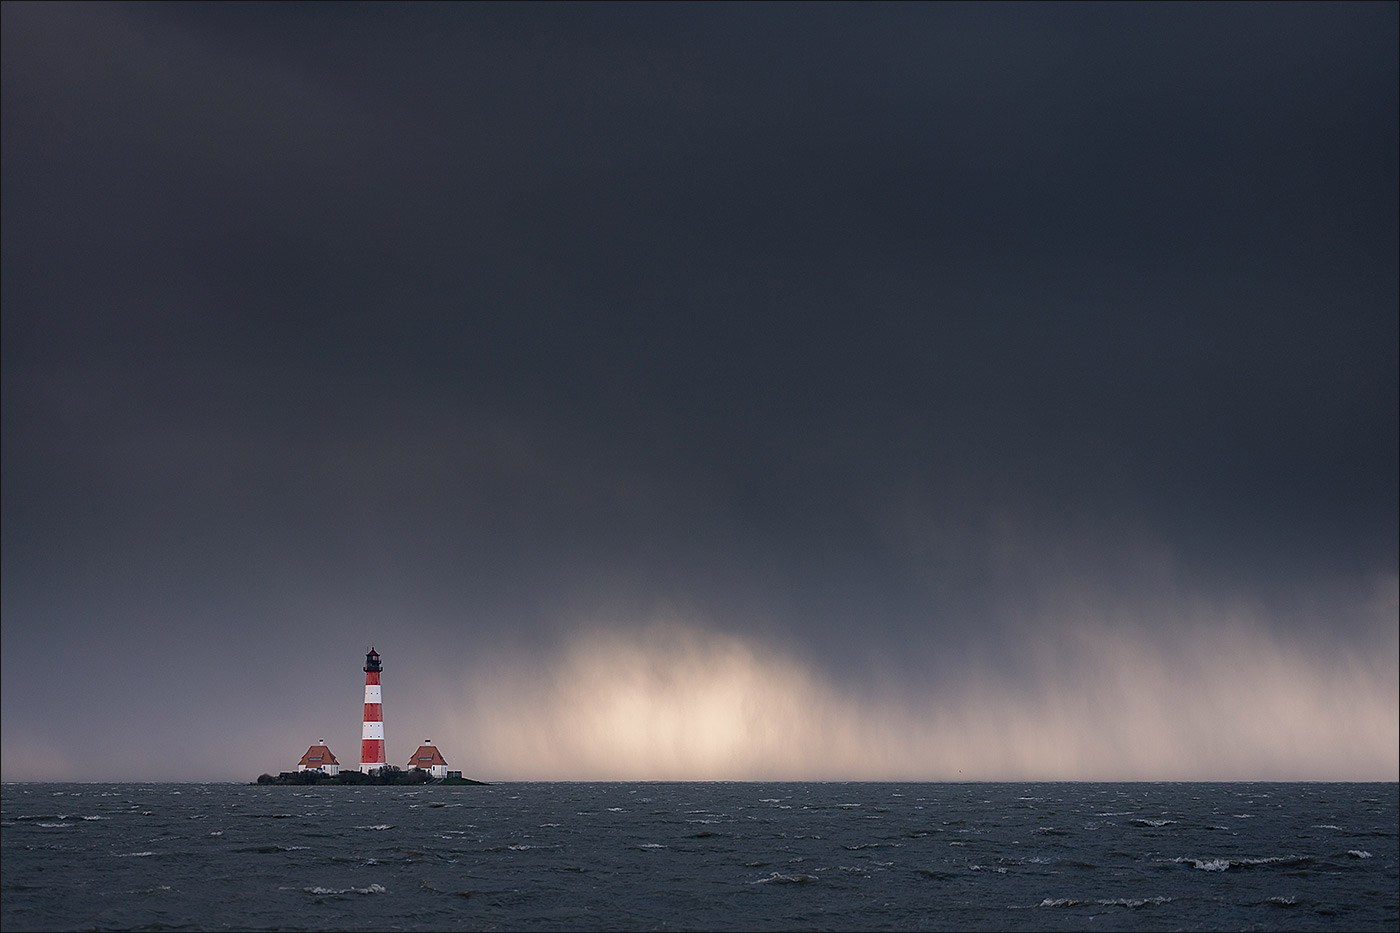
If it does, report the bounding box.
[407,739,449,778]
[297,740,340,776]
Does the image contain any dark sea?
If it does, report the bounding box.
[2,782,1395,932]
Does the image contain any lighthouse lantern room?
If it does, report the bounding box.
[360,648,386,773]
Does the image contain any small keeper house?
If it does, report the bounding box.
[297,740,340,776]
[407,739,449,778]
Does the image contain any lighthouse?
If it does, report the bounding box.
[360,648,386,773]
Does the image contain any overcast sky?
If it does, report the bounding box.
[3,2,1396,782]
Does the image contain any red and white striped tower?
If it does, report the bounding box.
[360,648,386,773]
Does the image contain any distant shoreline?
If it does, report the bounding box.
[256,770,486,786]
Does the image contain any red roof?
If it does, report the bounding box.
[298,744,339,767]
[407,744,447,768]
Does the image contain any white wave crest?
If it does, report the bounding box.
[1040,896,1171,908]
[1348,850,1373,859]
[1235,856,1310,867]
[1104,897,1172,908]
[750,872,817,885]
[304,884,386,896]
[1173,855,1310,871]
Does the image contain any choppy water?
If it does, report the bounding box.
[2,782,1395,931]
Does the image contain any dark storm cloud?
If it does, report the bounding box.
[2,2,1395,779]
